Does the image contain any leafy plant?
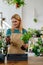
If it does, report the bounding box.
[37,38,43,45]
[40,47,43,53]
[28,28,34,35]
[34,30,41,37]
[20,28,41,44]
[33,18,37,23]
[5,0,25,8]
[27,28,41,37]
[32,37,43,56]
[21,31,32,43]
[32,45,40,56]
[0,40,3,48]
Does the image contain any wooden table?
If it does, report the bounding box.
[0,61,28,65]
[28,57,43,65]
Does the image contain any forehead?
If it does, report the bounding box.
[11,18,17,21]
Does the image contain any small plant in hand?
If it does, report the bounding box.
[20,32,32,43]
[20,29,33,51]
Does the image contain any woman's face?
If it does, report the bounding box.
[11,18,20,28]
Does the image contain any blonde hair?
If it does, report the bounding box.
[11,14,23,33]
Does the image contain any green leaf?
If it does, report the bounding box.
[37,38,42,45]
[40,47,43,53]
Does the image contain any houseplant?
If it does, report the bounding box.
[20,29,33,43]
[20,28,34,51]
[33,18,38,23]
[32,37,43,56]
[34,30,41,37]
[20,28,43,55]
[4,0,25,8]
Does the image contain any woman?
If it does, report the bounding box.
[6,14,28,54]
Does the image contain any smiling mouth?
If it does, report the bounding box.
[14,24,17,26]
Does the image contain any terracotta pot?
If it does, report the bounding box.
[16,3,20,8]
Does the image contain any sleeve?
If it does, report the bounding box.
[23,28,27,34]
[6,29,11,36]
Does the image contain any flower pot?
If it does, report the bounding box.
[16,3,20,8]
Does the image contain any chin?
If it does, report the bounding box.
[15,26,18,28]
[14,26,19,28]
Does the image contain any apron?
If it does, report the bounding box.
[8,33,25,54]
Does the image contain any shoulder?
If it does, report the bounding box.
[7,29,11,32]
[22,28,27,33]
[6,29,11,36]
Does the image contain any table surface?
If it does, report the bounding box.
[28,57,43,65]
[0,61,28,65]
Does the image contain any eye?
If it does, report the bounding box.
[14,21,17,22]
[12,21,17,23]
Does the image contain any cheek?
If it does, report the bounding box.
[15,21,20,26]
[17,22,19,25]
[17,21,20,25]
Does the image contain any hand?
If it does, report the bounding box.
[6,36,10,42]
[23,44,28,49]
[21,45,26,50]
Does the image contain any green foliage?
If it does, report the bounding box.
[28,28,35,35]
[40,47,43,53]
[37,38,43,45]
[32,45,40,56]
[21,31,32,43]
[0,40,3,48]
[32,37,43,56]
[33,18,37,23]
[20,28,41,44]
[34,30,41,37]
[28,28,41,37]
[5,0,25,7]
